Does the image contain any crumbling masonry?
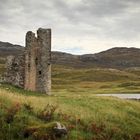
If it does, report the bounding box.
[5,28,51,94]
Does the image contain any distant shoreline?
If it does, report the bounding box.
[97,94,140,100]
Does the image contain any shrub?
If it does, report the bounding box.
[38,104,57,121]
[5,102,21,124]
[23,103,33,113]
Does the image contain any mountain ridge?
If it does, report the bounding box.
[0,41,140,68]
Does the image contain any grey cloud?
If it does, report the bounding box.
[0,0,140,52]
[45,0,140,40]
[52,0,128,23]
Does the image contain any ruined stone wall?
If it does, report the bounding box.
[5,54,25,88]
[24,28,51,94]
[4,28,51,94]
[24,31,38,91]
[36,28,51,94]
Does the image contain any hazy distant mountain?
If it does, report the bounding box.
[79,47,140,68]
[52,47,140,68]
[0,41,23,57]
[0,41,140,68]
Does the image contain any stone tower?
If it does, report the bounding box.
[5,28,51,95]
[25,28,51,94]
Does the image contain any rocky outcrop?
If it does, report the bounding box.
[53,122,67,138]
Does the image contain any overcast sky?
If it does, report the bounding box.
[0,0,140,54]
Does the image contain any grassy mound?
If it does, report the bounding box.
[0,84,140,140]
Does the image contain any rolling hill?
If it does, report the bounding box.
[52,47,140,68]
[0,41,23,64]
[0,41,140,68]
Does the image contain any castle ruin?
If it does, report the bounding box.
[5,28,51,95]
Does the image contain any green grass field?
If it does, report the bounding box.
[52,65,140,94]
[1,63,140,94]
[0,64,140,139]
[0,64,5,75]
[0,84,140,140]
